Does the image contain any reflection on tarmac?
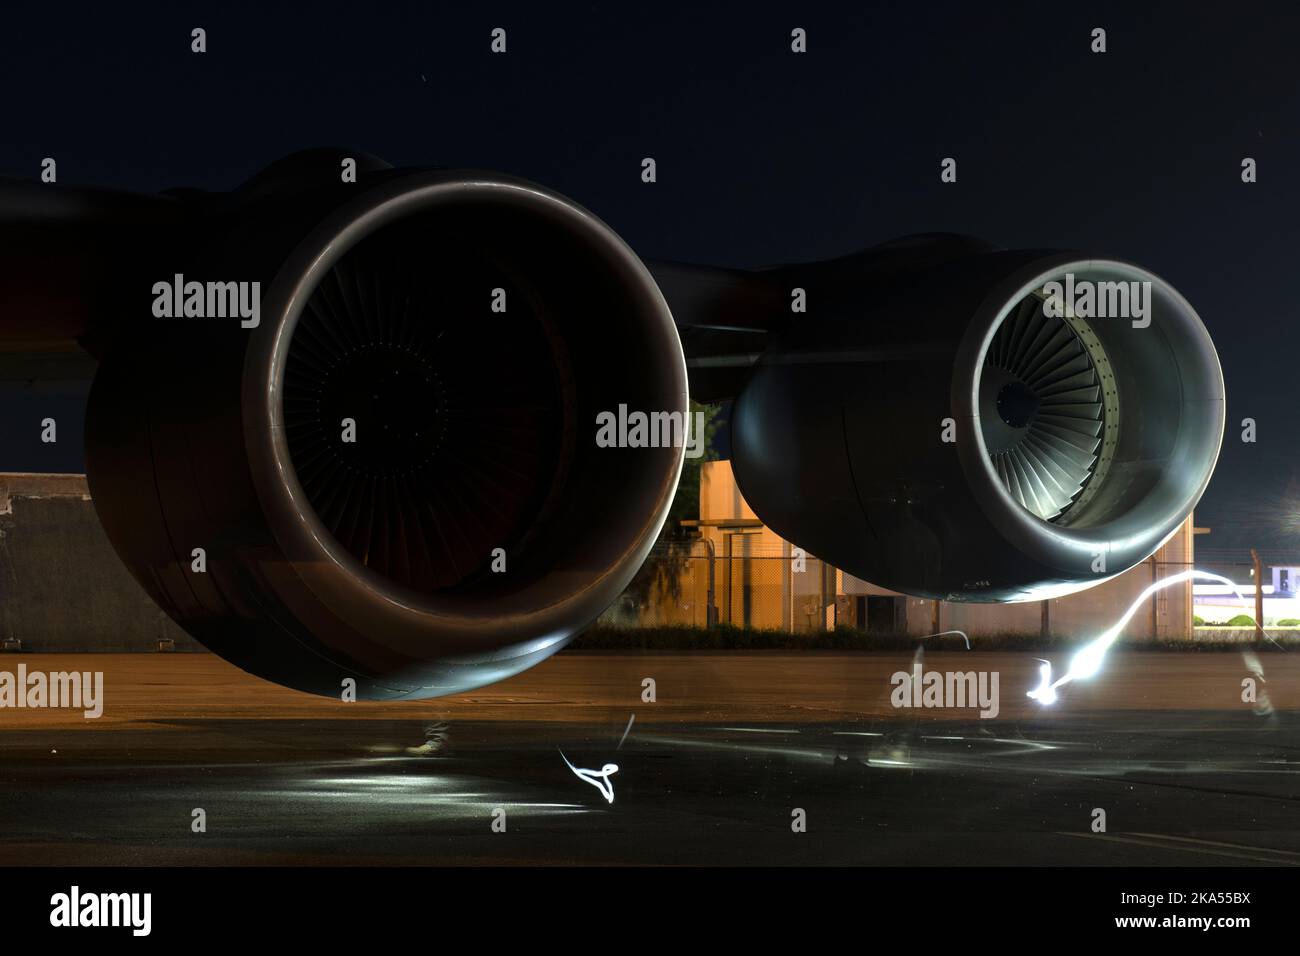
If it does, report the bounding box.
[0,651,1297,865]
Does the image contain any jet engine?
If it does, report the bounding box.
[708,236,1225,601]
[79,154,687,698]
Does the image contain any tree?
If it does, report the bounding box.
[618,401,721,616]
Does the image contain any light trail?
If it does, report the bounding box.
[616,714,636,750]
[919,629,971,650]
[559,750,619,804]
[1028,569,1278,704]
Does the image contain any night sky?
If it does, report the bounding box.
[1,0,1296,552]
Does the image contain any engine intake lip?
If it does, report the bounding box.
[953,255,1225,598]
[243,171,687,663]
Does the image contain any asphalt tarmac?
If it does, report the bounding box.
[0,650,1297,865]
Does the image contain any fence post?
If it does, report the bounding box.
[1251,548,1265,642]
[1150,558,1158,641]
[702,537,717,629]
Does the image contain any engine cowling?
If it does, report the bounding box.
[85,167,687,698]
[728,237,1224,602]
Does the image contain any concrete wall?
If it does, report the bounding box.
[914,517,1196,641]
[0,473,201,652]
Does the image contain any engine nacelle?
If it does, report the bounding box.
[85,164,687,698]
[729,237,1224,601]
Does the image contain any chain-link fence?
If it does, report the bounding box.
[601,540,841,632]
[600,544,1252,641]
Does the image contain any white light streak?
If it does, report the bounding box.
[919,629,971,649]
[1028,569,1272,705]
[616,713,636,750]
[559,750,618,804]
[1027,660,1057,705]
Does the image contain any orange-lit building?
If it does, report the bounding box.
[618,460,1197,640]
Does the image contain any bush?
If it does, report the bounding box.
[1226,614,1257,627]
[1277,619,1300,627]
[1193,615,1206,626]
